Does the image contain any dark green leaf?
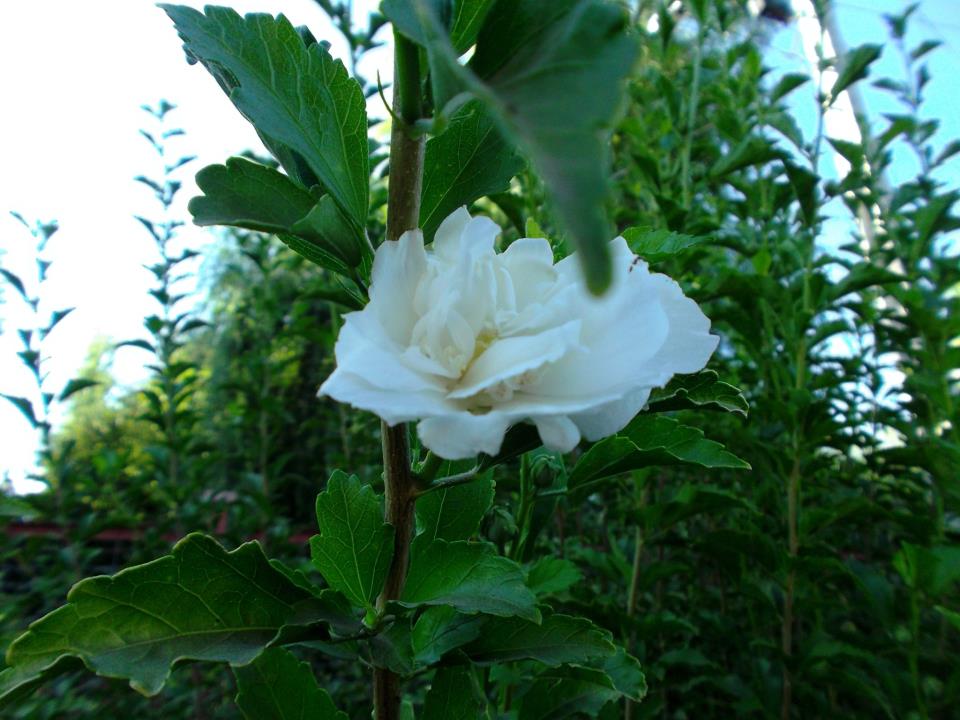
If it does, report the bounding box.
[162,6,369,232]
[415,474,494,541]
[568,415,750,495]
[418,0,638,293]
[526,556,582,597]
[829,262,902,301]
[58,378,99,403]
[420,99,524,243]
[0,493,39,520]
[0,269,29,303]
[517,667,619,719]
[234,648,348,720]
[464,613,614,665]
[596,647,647,702]
[412,606,485,665]
[770,72,809,103]
[910,39,941,60]
[647,370,748,415]
[621,228,705,263]
[399,538,538,620]
[116,339,156,353]
[1,395,39,428]
[0,534,347,706]
[423,667,483,720]
[711,136,785,177]
[829,44,883,105]
[310,471,394,612]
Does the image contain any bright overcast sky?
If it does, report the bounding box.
[1,0,957,493]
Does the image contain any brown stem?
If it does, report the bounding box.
[372,30,424,720]
[781,456,800,720]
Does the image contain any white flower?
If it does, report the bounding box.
[319,208,719,459]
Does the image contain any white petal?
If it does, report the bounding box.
[418,412,512,459]
[534,415,581,452]
[431,206,472,259]
[571,387,652,441]
[449,320,582,400]
[500,238,557,309]
[369,229,427,345]
[319,369,453,426]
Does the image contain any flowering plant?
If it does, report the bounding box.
[321,208,719,458]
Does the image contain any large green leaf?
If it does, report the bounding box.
[646,370,749,416]
[517,667,621,720]
[310,471,394,612]
[384,0,494,53]
[399,538,538,620]
[0,534,350,706]
[420,99,524,243]
[162,6,369,233]
[422,667,484,720]
[526,557,582,597]
[568,415,750,495]
[234,648,348,720]
[463,613,614,665]
[415,474,495,541]
[411,606,485,665]
[407,0,638,293]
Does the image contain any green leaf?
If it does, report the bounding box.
[568,415,750,495]
[423,667,484,720]
[935,605,960,632]
[784,161,819,227]
[0,493,39,520]
[0,268,29,303]
[234,648,348,720]
[162,6,369,232]
[526,557,582,597]
[770,72,809,103]
[310,471,394,612]
[58,378,99,403]
[191,158,316,233]
[893,543,960,597]
[412,606,485,665]
[596,647,647,702]
[464,613,614,665]
[415,474,495,541]
[1,395,39,429]
[829,44,883,106]
[417,0,639,293]
[0,534,349,706]
[420,99,524,243]
[399,538,538,620]
[621,228,705,263]
[711,136,785,177]
[385,0,495,54]
[517,667,620,719]
[646,370,749,416]
[829,262,902,301]
[289,195,366,269]
[641,485,754,531]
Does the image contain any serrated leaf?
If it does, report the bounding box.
[234,648,348,720]
[310,471,394,612]
[162,6,369,233]
[621,228,704,263]
[464,612,614,665]
[411,606,485,665]
[647,370,748,415]
[1,395,39,428]
[526,557,582,597]
[58,378,99,402]
[415,474,494,541]
[568,415,750,495]
[414,0,638,293]
[517,667,620,719]
[595,647,646,702]
[0,534,350,706]
[420,99,524,243]
[399,538,538,620]
[423,667,483,720]
[829,44,883,106]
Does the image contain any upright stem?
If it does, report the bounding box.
[373,31,424,720]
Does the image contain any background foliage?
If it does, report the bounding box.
[1,1,958,718]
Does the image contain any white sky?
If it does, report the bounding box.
[0,0,957,493]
